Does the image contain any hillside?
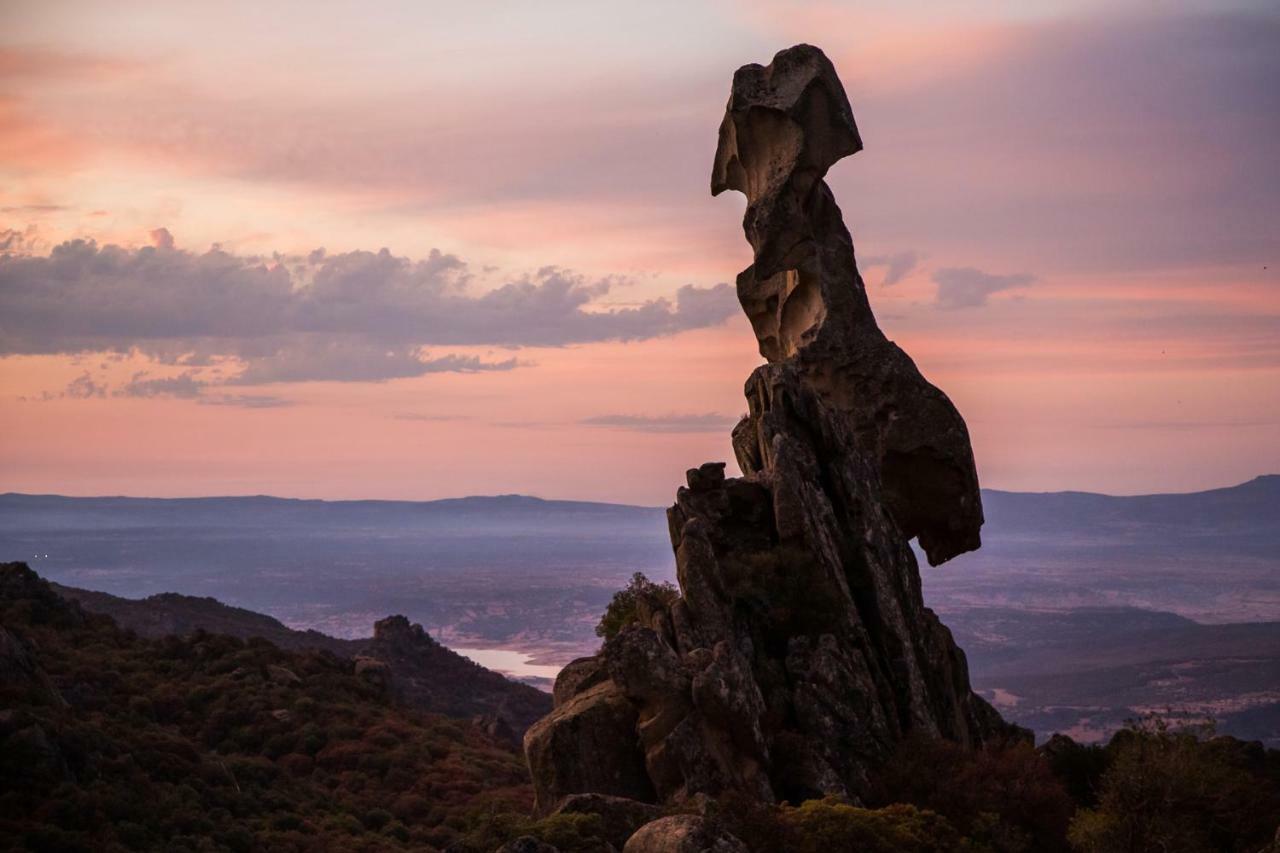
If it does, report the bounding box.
[948,607,1280,745]
[982,475,1280,546]
[52,583,551,738]
[0,561,533,852]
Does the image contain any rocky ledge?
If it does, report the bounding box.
[524,43,1023,828]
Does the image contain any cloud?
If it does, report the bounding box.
[15,370,107,401]
[860,250,918,286]
[0,237,738,396]
[1094,418,1277,432]
[149,227,175,250]
[580,412,740,433]
[394,412,470,422]
[198,393,292,409]
[224,344,519,386]
[0,226,41,254]
[0,204,65,214]
[112,371,291,407]
[932,267,1034,309]
[14,10,1273,277]
[118,371,203,398]
[839,11,1280,274]
[0,46,141,80]
[64,371,106,399]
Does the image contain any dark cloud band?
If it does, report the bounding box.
[0,238,738,396]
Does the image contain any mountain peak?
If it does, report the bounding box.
[372,614,436,646]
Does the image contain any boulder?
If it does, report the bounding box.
[622,816,746,853]
[353,655,391,677]
[553,655,608,707]
[524,680,655,813]
[550,793,662,850]
[353,655,391,690]
[266,664,301,686]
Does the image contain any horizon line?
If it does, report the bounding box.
[2,473,1274,507]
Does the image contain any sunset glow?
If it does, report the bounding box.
[2,0,1276,502]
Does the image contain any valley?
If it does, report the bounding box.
[3,475,1278,744]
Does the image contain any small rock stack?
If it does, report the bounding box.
[524,43,1021,843]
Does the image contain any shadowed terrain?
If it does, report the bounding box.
[3,475,1278,744]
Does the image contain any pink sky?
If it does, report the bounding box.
[1,1,1277,503]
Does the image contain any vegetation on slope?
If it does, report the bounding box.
[4,559,1279,853]
[0,562,531,852]
[54,580,552,735]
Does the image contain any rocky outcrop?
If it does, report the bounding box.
[622,816,747,853]
[550,794,662,850]
[524,44,1018,811]
[525,681,655,811]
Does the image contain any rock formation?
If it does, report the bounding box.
[622,815,747,853]
[525,43,1018,815]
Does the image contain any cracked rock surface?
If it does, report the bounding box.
[525,44,1020,813]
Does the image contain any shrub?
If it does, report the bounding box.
[869,734,1074,852]
[595,572,679,640]
[778,799,963,853]
[1067,716,1280,853]
[0,562,534,852]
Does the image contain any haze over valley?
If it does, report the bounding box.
[5,474,1277,745]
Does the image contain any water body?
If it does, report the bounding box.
[455,647,564,681]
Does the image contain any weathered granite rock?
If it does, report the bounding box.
[353,654,391,683]
[553,656,608,707]
[266,664,302,686]
[622,815,747,853]
[550,794,662,850]
[524,680,655,812]
[524,43,1018,812]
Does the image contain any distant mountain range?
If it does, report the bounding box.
[5,473,1275,538]
[2,475,1278,743]
[981,474,1280,555]
[0,491,663,531]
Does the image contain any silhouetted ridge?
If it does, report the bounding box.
[523,45,1020,817]
[53,577,551,736]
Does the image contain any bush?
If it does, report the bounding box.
[595,572,679,640]
[778,799,963,853]
[1067,716,1280,853]
[869,734,1074,852]
[0,561,534,852]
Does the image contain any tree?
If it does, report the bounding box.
[595,572,678,640]
[1068,716,1280,853]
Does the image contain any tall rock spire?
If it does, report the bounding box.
[524,44,1019,813]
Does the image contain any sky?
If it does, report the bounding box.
[1,0,1277,503]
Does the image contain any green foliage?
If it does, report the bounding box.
[868,734,1075,852]
[449,810,611,853]
[1067,715,1280,853]
[594,571,679,640]
[525,813,609,852]
[0,562,533,852]
[777,799,964,853]
[1042,735,1110,808]
[6,562,1280,853]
